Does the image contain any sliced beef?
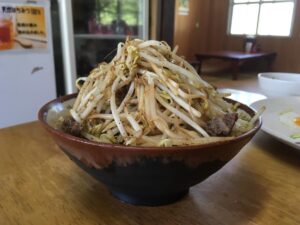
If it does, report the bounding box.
[61,117,83,137]
[203,113,238,136]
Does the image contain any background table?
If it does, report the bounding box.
[195,51,277,80]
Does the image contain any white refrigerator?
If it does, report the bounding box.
[0,0,56,128]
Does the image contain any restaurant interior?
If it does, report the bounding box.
[0,0,299,224]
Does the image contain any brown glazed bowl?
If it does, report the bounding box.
[38,94,261,206]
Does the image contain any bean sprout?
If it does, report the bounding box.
[67,38,261,146]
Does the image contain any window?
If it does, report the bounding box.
[96,0,141,26]
[229,0,296,36]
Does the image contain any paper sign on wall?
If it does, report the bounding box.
[0,3,48,51]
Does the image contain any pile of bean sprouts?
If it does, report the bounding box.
[68,39,260,146]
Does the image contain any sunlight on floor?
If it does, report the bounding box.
[201,72,263,94]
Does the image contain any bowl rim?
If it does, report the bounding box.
[258,72,300,83]
[38,93,262,153]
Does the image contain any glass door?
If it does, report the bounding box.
[72,0,149,77]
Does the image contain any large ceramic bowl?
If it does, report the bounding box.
[38,94,261,206]
[258,72,300,97]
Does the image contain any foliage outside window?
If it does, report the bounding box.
[95,0,140,26]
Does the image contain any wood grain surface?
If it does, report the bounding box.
[174,0,300,73]
[0,122,299,225]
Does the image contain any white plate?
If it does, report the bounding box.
[250,97,300,150]
[219,88,266,106]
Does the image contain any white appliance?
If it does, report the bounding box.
[0,0,56,128]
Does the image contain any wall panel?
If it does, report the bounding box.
[173,0,300,72]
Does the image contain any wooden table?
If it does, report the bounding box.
[195,51,277,80]
[0,121,299,225]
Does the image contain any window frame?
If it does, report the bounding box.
[227,0,297,37]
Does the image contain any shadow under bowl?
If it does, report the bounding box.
[38,94,261,206]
